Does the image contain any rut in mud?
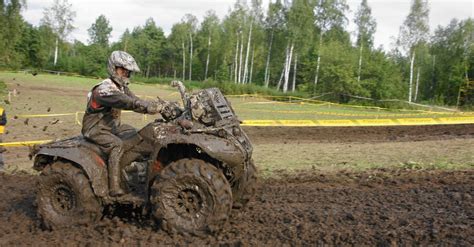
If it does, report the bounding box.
[0,169,472,245]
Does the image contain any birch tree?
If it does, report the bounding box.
[41,0,76,67]
[264,0,285,87]
[398,0,429,102]
[182,14,198,81]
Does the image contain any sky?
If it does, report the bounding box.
[21,0,473,51]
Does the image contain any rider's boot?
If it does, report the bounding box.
[108,146,125,197]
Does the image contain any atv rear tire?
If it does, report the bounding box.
[232,160,258,208]
[150,158,232,235]
[37,161,102,229]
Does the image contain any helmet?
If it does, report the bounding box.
[107,51,140,86]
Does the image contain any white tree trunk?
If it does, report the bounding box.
[238,30,244,84]
[189,33,193,81]
[243,22,253,84]
[357,43,363,83]
[414,67,420,102]
[283,42,294,93]
[292,53,298,92]
[234,36,239,83]
[314,34,323,86]
[314,33,323,86]
[249,46,255,84]
[54,37,59,66]
[182,41,186,81]
[205,35,211,79]
[264,30,274,87]
[409,51,416,102]
[277,66,285,90]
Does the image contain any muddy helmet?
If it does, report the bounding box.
[107,51,140,85]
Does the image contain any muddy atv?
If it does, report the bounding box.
[31,81,257,235]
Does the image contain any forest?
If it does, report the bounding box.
[0,0,472,106]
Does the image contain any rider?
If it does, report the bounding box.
[82,51,176,197]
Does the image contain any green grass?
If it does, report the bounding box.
[0,71,472,121]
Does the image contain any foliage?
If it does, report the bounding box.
[0,0,472,107]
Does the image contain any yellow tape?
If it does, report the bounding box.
[0,140,52,147]
[242,117,474,127]
[17,113,76,118]
[0,126,4,134]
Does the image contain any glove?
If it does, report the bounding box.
[146,101,163,115]
[133,99,150,114]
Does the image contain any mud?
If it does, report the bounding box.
[0,169,472,245]
[244,124,474,144]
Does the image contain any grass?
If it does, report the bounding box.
[1,72,471,121]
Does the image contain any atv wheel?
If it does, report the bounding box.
[150,158,232,235]
[232,160,258,208]
[37,161,102,229]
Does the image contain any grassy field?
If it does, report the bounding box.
[1,72,472,121]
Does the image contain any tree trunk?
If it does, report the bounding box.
[357,42,363,83]
[314,34,323,87]
[234,35,239,83]
[292,53,298,92]
[277,66,285,90]
[54,37,59,66]
[249,46,255,84]
[182,41,186,81]
[243,22,253,84]
[205,34,211,79]
[238,29,244,84]
[283,42,294,93]
[409,51,415,103]
[146,64,150,78]
[264,30,274,87]
[414,66,420,102]
[189,33,193,81]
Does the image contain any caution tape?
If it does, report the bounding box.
[0,140,52,147]
[1,117,473,148]
[241,117,474,127]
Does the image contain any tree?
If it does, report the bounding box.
[41,0,76,66]
[0,0,26,67]
[197,10,221,80]
[127,18,166,78]
[182,14,198,80]
[354,0,376,84]
[313,0,349,90]
[263,0,285,87]
[398,0,429,102]
[88,15,112,47]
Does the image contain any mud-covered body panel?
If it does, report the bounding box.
[33,137,109,197]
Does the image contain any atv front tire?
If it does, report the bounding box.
[150,158,232,235]
[37,161,103,229]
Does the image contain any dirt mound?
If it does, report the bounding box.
[1,170,472,245]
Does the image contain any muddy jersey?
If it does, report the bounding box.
[81,78,147,138]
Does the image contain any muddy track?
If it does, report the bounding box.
[244,124,474,144]
[0,124,473,245]
[0,169,472,245]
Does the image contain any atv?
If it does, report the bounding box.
[31,81,257,235]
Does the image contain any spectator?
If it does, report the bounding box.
[0,107,6,171]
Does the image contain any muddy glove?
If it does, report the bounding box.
[146,100,163,115]
[133,99,150,114]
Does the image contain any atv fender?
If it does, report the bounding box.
[158,133,247,168]
[34,147,109,198]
